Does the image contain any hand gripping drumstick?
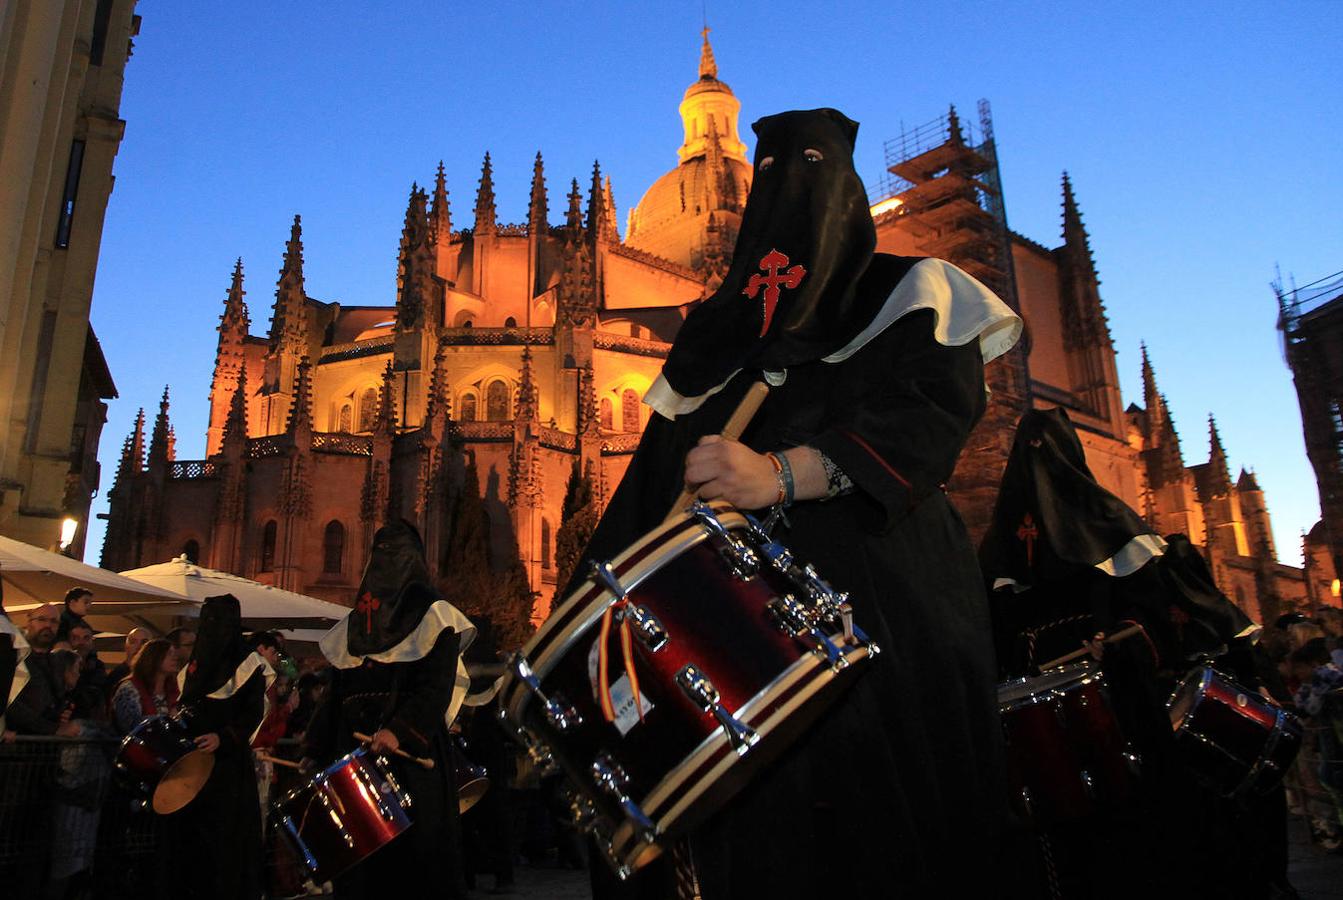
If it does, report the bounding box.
[255,752,303,771]
[1036,623,1147,672]
[352,731,436,770]
[665,381,771,521]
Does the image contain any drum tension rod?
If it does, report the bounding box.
[675,664,760,755]
[591,560,668,652]
[509,653,582,733]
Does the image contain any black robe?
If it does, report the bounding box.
[170,666,267,900]
[584,308,1020,898]
[305,626,465,899]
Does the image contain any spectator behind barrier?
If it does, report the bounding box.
[111,639,182,735]
[7,604,79,737]
[55,587,92,646]
[105,627,153,698]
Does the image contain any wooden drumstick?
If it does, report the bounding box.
[352,731,436,770]
[665,380,771,521]
[255,752,303,770]
[1037,623,1146,671]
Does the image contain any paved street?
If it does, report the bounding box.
[468,815,1343,900]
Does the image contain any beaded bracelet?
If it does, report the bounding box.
[765,453,787,507]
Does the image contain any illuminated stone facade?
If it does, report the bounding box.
[0,1,136,556]
[101,33,1310,624]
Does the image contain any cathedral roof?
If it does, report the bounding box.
[625,29,751,271]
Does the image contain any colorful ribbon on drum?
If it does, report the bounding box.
[597,599,646,725]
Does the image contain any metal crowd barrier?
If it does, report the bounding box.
[0,734,316,899]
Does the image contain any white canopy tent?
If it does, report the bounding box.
[119,557,349,629]
[0,535,192,617]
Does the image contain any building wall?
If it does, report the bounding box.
[0,0,135,554]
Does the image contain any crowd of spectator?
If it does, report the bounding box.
[1263,607,1343,853]
[0,592,597,899]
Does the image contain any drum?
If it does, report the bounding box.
[273,748,413,882]
[451,733,489,814]
[1167,666,1302,798]
[114,711,215,814]
[997,663,1137,824]
[498,501,879,879]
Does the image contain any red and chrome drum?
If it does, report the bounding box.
[273,748,412,882]
[451,733,489,814]
[499,501,879,879]
[1167,666,1302,798]
[114,710,215,814]
[997,663,1137,824]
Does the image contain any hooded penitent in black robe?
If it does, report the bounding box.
[171,593,270,900]
[307,520,475,899]
[980,409,1283,898]
[582,109,1025,899]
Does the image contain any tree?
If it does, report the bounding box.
[439,454,536,651]
[554,459,599,598]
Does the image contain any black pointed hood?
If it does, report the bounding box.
[660,108,884,399]
[1155,533,1257,656]
[181,594,250,704]
[980,408,1159,589]
[348,520,439,656]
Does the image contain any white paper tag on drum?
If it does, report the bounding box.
[587,637,653,735]
[608,674,653,736]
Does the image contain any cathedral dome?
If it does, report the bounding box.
[625,30,753,271]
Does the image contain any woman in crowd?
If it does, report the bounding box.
[110,638,180,735]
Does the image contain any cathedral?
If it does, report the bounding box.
[100,33,1318,632]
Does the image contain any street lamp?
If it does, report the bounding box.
[59,517,79,553]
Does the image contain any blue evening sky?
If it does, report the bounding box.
[85,1,1342,565]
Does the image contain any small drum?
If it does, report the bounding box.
[1167,666,1302,798]
[273,748,412,882]
[451,734,489,814]
[998,663,1137,824]
[499,501,878,878]
[115,711,215,814]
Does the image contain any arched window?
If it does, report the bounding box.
[461,319,473,328]
[599,397,613,431]
[541,518,552,569]
[338,404,353,433]
[504,316,517,328]
[323,521,345,574]
[260,520,277,573]
[460,392,478,422]
[182,539,200,564]
[621,389,641,432]
[358,387,378,432]
[486,380,510,421]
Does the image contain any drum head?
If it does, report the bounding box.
[152,750,216,814]
[457,776,490,814]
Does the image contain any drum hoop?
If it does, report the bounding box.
[519,501,743,667]
[609,641,871,863]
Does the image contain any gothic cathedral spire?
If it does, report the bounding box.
[475,152,497,235]
[529,152,548,234]
[396,183,438,332]
[208,259,251,456]
[430,161,451,243]
[269,215,308,357]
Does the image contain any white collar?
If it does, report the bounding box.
[176,650,276,700]
[991,533,1168,592]
[2,617,30,710]
[643,258,1021,419]
[319,600,478,727]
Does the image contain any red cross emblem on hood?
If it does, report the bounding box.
[743,249,807,337]
[355,592,381,633]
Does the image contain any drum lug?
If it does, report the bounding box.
[591,753,658,840]
[496,709,560,777]
[675,664,760,755]
[509,653,583,732]
[767,593,811,637]
[691,503,758,579]
[561,782,599,832]
[625,604,669,652]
